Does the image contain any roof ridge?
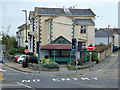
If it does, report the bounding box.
[36,7,91,10]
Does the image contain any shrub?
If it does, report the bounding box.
[87,52,100,64]
[17,47,26,53]
[43,62,59,69]
[9,48,17,55]
[28,55,38,64]
[41,58,46,65]
[49,59,55,63]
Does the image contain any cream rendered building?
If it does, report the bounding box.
[16,24,30,47]
[28,7,96,55]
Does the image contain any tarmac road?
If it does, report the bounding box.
[1,51,119,89]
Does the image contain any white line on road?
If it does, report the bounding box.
[17,82,32,88]
[81,78,90,80]
[0,69,6,71]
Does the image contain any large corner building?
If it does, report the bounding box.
[28,7,96,56]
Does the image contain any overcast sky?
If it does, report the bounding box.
[0,0,119,36]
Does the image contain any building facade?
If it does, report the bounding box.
[28,7,96,56]
[95,29,113,45]
[16,24,30,47]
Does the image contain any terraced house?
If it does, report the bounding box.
[28,7,96,63]
[16,24,30,47]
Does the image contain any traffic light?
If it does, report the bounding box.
[78,41,82,52]
[36,42,40,53]
[72,38,76,51]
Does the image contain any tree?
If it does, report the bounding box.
[1,35,18,51]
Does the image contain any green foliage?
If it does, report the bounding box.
[28,55,38,64]
[87,52,100,64]
[43,62,59,69]
[2,35,18,51]
[92,53,99,63]
[41,58,46,65]
[9,47,25,55]
[17,47,26,53]
[9,48,17,55]
[49,59,55,63]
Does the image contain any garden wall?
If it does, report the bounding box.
[98,47,111,61]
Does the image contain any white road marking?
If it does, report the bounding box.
[61,78,70,81]
[17,82,32,88]
[22,80,30,83]
[81,78,90,80]
[33,79,40,82]
[92,77,98,80]
[52,78,61,81]
[72,77,78,80]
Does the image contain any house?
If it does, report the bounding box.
[40,36,87,64]
[95,28,120,52]
[16,24,30,47]
[28,7,96,56]
[95,29,113,45]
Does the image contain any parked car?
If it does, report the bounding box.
[17,55,29,64]
[13,55,21,62]
[0,56,3,63]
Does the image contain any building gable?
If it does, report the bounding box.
[53,15,72,25]
[51,36,71,44]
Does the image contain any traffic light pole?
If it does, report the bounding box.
[75,41,78,74]
[38,43,41,74]
[89,51,92,71]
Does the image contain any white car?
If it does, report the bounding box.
[17,55,29,64]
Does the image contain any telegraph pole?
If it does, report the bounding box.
[108,25,110,45]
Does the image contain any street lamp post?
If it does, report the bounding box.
[22,10,28,43]
[22,10,28,67]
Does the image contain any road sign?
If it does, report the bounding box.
[88,44,94,51]
[25,49,29,53]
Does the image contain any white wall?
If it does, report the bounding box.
[40,50,49,59]
[114,34,120,47]
[95,37,111,45]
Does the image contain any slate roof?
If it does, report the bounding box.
[95,29,113,37]
[41,44,86,50]
[99,28,120,35]
[74,19,95,25]
[35,7,96,17]
[41,36,86,50]
[29,11,35,20]
[41,44,72,50]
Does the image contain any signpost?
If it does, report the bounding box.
[88,44,94,71]
[25,49,29,54]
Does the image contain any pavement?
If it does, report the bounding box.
[2,51,118,77]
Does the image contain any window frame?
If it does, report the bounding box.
[80,26,86,34]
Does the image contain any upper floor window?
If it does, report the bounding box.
[81,26,86,34]
[81,42,86,47]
